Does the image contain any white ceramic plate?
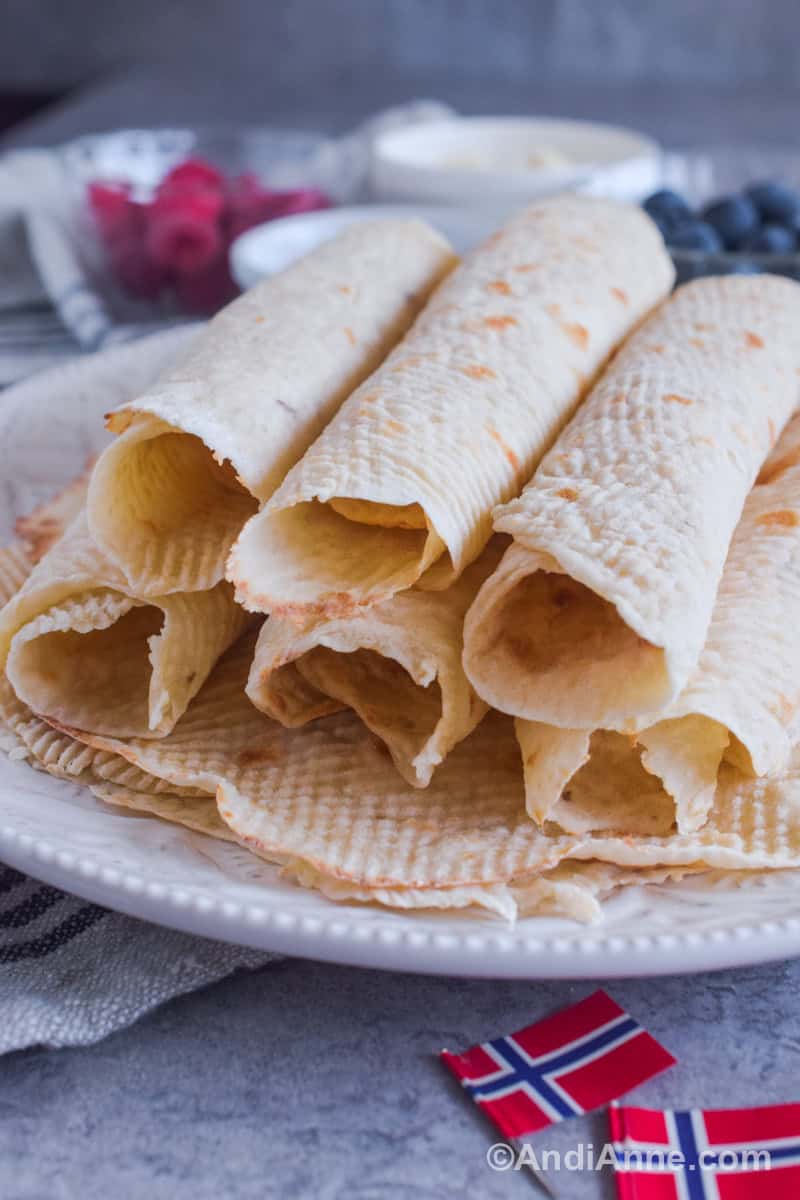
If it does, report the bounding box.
[4,241,800,978]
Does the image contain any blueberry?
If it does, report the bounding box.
[738,223,796,254]
[666,221,723,252]
[701,195,760,249]
[643,189,693,229]
[745,181,800,225]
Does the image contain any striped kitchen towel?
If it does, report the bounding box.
[0,864,273,1054]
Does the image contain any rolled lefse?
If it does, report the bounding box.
[245,538,506,787]
[464,274,800,732]
[636,409,800,828]
[228,195,674,621]
[0,512,248,739]
[87,221,457,596]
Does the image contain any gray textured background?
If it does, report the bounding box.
[3,0,799,89]
[5,958,800,1200]
[2,0,800,145]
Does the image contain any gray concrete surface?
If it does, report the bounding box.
[3,957,798,1199]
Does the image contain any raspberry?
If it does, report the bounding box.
[145,210,222,275]
[226,177,330,238]
[87,181,142,245]
[160,157,225,194]
[175,253,238,314]
[108,242,167,301]
[151,185,224,225]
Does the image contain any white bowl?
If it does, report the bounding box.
[370,116,661,206]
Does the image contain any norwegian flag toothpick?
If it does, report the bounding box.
[441,989,676,1140]
[610,1101,800,1198]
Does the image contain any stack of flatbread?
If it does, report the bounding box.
[5,196,800,924]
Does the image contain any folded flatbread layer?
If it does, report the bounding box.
[464,274,800,730]
[0,545,710,921]
[228,196,674,620]
[87,220,457,595]
[49,613,800,920]
[246,538,506,787]
[0,514,248,738]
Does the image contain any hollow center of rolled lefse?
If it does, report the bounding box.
[92,428,257,591]
[483,569,670,727]
[237,499,445,617]
[8,605,164,738]
[293,646,443,784]
[553,731,677,837]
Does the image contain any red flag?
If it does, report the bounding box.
[610,1102,800,1198]
[441,989,675,1140]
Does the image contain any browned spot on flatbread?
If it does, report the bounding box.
[338,285,352,294]
[253,315,265,324]
[610,286,628,305]
[464,364,497,380]
[609,392,627,404]
[744,330,764,349]
[757,509,800,528]
[391,353,429,374]
[768,418,777,444]
[758,446,800,485]
[484,315,518,330]
[688,337,705,350]
[563,322,589,350]
[774,693,797,723]
[383,419,406,436]
[556,487,579,501]
[238,745,281,767]
[487,280,511,295]
[344,327,356,345]
[15,459,96,562]
[514,262,539,273]
[486,425,519,471]
[663,393,694,406]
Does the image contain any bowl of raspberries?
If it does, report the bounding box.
[64,127,333,316]
[643,179,800,285]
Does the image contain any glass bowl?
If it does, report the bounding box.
[656,148,800,284]
[59,126,335,318]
